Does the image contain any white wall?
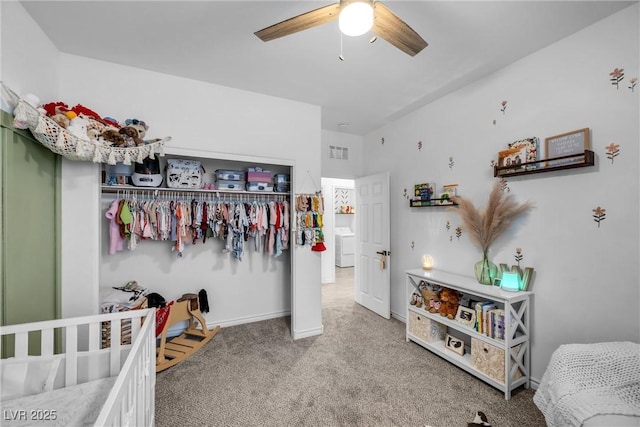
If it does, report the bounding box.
[362,4,640,384]
[2,1,324,340]
[321,129,364,179]
[56,54,323,338]
[320,130,362,284]
[0,1,59,109]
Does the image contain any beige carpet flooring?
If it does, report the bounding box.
[154,266,547,426]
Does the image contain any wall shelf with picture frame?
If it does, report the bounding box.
[493,150,595,178]
[410,183,459,207]
[409,198,458,208]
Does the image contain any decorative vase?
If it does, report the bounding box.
[474,251,498,285]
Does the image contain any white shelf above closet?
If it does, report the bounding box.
[100,184,289,197]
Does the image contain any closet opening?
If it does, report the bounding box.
[99,149,295,339]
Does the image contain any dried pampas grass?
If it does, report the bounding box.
[453,181,533,254]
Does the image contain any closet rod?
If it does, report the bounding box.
[101,184,289,197]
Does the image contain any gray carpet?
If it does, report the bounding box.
[155,268,546,426]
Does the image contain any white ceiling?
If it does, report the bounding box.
[21,1,634,136]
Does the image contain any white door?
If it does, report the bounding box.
[355,172,390,319]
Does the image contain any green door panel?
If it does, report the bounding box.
[1,109,61,356]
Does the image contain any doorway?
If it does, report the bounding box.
[320,177,355,301]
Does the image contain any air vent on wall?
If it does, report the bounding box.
[329,145,349,160]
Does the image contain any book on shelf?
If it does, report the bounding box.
[490,308,505,341]
[482,302,496,336]
[474,301,495,334]
[498,146,527,174]
[508,137,540,171]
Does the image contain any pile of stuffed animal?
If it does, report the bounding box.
[410,280,462,319]
[41,101,159,148]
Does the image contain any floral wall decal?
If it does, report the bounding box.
[493,119,497,125]
[592,206,606,227]
[403,188,409,199]
[380,137,385,145]
[515,247,523,267]
[630,77,637,92]
[499,178,510,193]
[411,241,415,249]
[605,143,620,164]
[445,220,451,231]
[449,156,455,169]
[455,226,462,240]
[449,236,453,243]
[418,140,423,151]
[610,68,624,89]
[500,100,508,114]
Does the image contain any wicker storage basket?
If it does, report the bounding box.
[3,83,170,165]
[471,338,523,383]
[101,298,148,349]
[408,311,446,343]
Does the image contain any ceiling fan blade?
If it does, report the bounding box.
[372,2,428,56]
[255,3,340,42]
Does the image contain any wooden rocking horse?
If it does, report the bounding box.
[155,293,220,372]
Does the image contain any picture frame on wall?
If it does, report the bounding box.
[445,334,465,356]
[545,128,590,167]
[455,306,476,328]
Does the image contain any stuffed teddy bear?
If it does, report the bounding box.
[86,128,100,140]
[421,287,441,313]
[123,119,148,140]
[438,286,461,319]
[101,129,125,146]
[50,113,70,128]
[118,126,143,146]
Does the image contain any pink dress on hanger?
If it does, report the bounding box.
[105,199,125,255]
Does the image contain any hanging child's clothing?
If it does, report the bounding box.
[104,195,290,260]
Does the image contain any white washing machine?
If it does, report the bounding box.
[335,227,355,267]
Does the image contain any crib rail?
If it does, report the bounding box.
[95,309,156,427]
[0,309,156,427]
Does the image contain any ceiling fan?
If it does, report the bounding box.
[254,0,428,57]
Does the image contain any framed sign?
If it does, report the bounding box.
[545,128,590,166]
[445,334,465,356]
[455,306,476,328]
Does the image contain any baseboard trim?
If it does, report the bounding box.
[210,310,291,330]
[292,325,324,340]
[165,311,327,342]
[391,310,406,323]
[529,377,540,390]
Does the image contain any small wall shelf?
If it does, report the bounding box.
[494,150,595,178]
[410,198,458,208]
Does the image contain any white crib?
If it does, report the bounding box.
[0,309,156,426]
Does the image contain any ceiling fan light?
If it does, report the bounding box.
[339,2,374,37]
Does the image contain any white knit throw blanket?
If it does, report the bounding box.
[534,342,640,427]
